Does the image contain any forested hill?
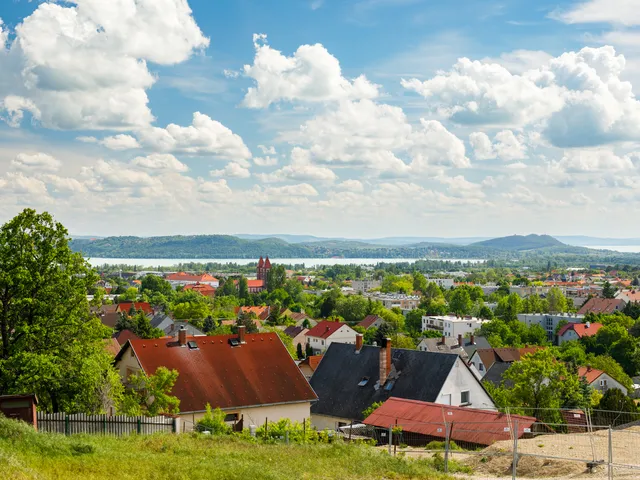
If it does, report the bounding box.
[471,234,565,251]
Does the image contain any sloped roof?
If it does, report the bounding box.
[116,332,317,413]
[557,322,603,338]
[474,347,544,370]
[364,398,537,446]
[288,312,311,322]
[357,315,384,329]
[238,305,270,321]
[310,343,461,420]
[99,312,121,329]
[578,366,605,384]
[116,302,153,315]
[618,290,640,302]
[246,279,265,288]
[306,321,350,339]
[166,272,218,283]
[113,329,140,346]
[104,337,122,357]
[578,298,625,315]
[482,362,514,388]
[299,355,323,372]
[283,326,306,339]
[183,283,217,296]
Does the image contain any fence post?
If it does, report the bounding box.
[173,417,177,434]
[349,421,353,442]
[65,414,70,436]
[512,420,519,480]
[265,418,268,440]
[608,427,613,480]
[137,417,141,434]
[285,430,289,445]
[388,425,393,455]
[303,418,306,441]
[444,421,450,473]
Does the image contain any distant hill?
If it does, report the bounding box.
[471,234,565,251]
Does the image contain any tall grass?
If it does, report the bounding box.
[0,417,451,479]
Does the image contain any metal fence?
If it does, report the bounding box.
[37,412,178,436]
[338,407,640,479]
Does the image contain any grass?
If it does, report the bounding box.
[0,417,452,480]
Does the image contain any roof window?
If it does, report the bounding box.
[228,338,240,347]
[187,341,198,350]
[358,377,370,387]
[384,381,395,392]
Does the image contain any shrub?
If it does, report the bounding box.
[425,440,462,451]
[195,405,231,435]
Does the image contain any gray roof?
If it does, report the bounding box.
[420,336,491,360]
[482,362,514,388]
[150,313,172,329]
[310,342,459,421]
[461,336,491,358]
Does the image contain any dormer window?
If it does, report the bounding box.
[358,377,369,387]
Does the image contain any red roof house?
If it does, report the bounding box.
[578,298,625,315]
[166,272,219,287]
[364,397,537,447]
[305,321,358,354]
[183,282,217,298]
[558,322,603,344]
[115,302,153,316]
[356,315,386,330]
[114,329,317,426]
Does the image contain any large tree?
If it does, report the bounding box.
[0,209,121,413]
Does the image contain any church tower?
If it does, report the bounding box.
[257,256,272,282]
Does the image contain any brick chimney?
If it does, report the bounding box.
[379,338,392,385]
[238,325,246,344]
[355,333,363,352]
[458,334,463,347]
[178,325,187,346]
[441,335,446,345]
[470,334,475,345]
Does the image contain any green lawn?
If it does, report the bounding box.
[0,417,452,480]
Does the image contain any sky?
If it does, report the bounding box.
[1,0,640,238]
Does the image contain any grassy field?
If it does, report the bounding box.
[0,417,452,480]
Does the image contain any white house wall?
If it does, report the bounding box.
[436,357,495,409]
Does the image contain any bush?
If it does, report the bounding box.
[425,440,462,451]
[256,418,333,444]
[195,405,231,435]
[431,452,472,473]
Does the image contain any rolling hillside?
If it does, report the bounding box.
[471,234,565,251]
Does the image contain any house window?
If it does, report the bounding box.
[479,364,484,371]
[224,413,239,422]
[461,391,470,405]
[130,348,135,358]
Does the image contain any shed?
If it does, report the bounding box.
[0,394,38,430]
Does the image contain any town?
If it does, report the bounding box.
[4,209,640,479]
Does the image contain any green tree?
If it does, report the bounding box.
[423,282,444,300]
[405,308,426,335]
[238,276,249,300]
[0,209,121,413]
[235,312,259,334]
[412,272,427,293]
[502,349,583,422]
[546,287,568,313]
[585,354,634,392]
[267,265,287,292]
[120,287,139,302]
[121,367,180,416]
[602,281,617,299]
[305,342,313,357]
[196,404,232,434]
[449,288,473,315]
[335,295,369,323]
[362,401,384,419]
[495,293,522,322]
[217,278,238,297]
[477,305,494,320]
[296,343,304,360]
[140,275,172,297]
[597,388,637,413]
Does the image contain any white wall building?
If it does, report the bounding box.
[427,278,454,290]
[351,279,382,293]
[305,321,358,354]
[516,313,585,341]
[422,315,488,338]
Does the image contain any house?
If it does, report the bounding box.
[366,293,420,311]
[115,302,153,316]
[516,313,585,341]
[417,334,490,362]
[421,315,488,338]
[578,297,626,315]
[114,326,317,430]
[236,305,271,321]
[104,337,123,357]
[351,279,382,293]
[357,315,386,330]
[165,272,219,289]
[557,322,603,345]
[309,335,495,430]
[286,312,317,328]
[469,347,544,379]
[112,329,140,347]
[0,394,38,430]
[482,362,514,388]
[283,326,308,349]
[578,366,628,396]
[183,282,216,298]
[426,278,454,289]
[221,319,264,330]
[616,290,640,304]
[305,321,358,354]
[363,398,536,448]
[298,355,323,380]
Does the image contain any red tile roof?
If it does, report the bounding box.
[113,329,140,346]
[183,283,217,297]
[577,366,605,384]
[117,332,317,413]
[264,257,271,268]
[237,305,270,321]
[306,321,349,339]
[578,298,625,315]
[246,279,265,288]
[558,322,603,338]
[166,272,218,283]
[258,257,264,268]
[357,315,383,329]
[116,302,153,315]
[364,398,537,446]
[475,347,545,370]
[618,290,640,302]
[104,337,122,357]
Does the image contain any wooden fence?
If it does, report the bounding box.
[37,413,179,435]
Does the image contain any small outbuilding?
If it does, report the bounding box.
[0,394,38,430]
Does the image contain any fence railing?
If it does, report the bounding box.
[37,413,178,436]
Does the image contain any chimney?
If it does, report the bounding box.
[355,333,363,352]
[458,334,463,347]
[238,325,246,344]
[470,334,475,345]
[379,338,392,385]
[178,325,187,346]
[585,321,591,328]
[441,335,446,345]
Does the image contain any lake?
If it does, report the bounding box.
[589,246,640,253]
[85,257,487,267]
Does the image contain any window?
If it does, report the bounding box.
[479,363,484,371]
[358,377,369,387]
[461,391,470,405]
[224,413,239,422]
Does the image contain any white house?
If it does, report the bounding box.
[165,272,220,288]
[309,336,496,430]
[516,313,585,341]
[305,321,358,354]
[578,366,628,396]
[427,278,454,290]
[557,322,603,345]
[422,314,487,338]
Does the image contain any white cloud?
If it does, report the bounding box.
[0,172,49,197]
[484,50,554,74]
[198,179,233,200]
[553,0,640,26]
[410,119,470,169]
[137,112,251,162]
[258,145,277,155]
[0,0,208,130]
[210,162,251,178]
[506,162,528,169]
[253,156,279,167]
[242,34,379,108]
[502,187,564,207]
[436,175,485,199]
[11,152,61,172]
[258,147,337,183]
[44,175,88,194]
[558,149,637,172]
[81,159,159,192]
[131,153,189,172]
[100,134,140,150]
[571,192,594,205]
[263,183,319,197]
[335,179,364,192]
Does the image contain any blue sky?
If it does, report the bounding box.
[1,0,640,238]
